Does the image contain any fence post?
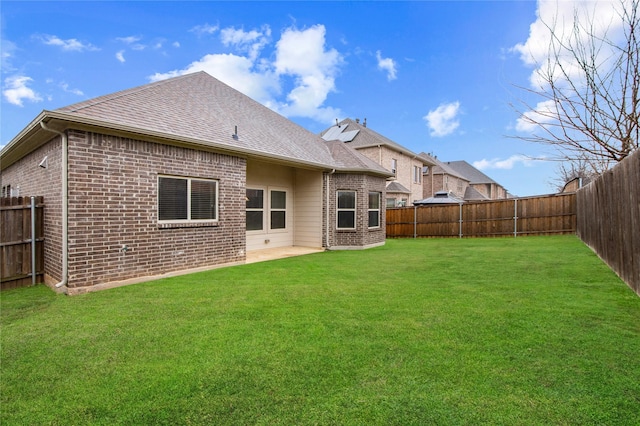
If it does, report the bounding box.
[514,198,518,238]
[459,202,463,239]
[31,196,36,285]
[413,206,417,239]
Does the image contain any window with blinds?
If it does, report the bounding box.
[158,176,218,223]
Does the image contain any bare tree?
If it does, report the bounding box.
[514,0,639,178]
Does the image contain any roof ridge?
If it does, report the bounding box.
[59,72,204,113]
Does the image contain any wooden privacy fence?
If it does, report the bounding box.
[1,197,45,290]
[387,193,576,238]
[577,150,639,296]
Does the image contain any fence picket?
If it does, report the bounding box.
[1,196,45,290]
[387,193,576,239]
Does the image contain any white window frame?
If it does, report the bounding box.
[391,158,397,177]
[268,188,288,233]
[158,175,218,224]
[246,187,288,233]
[414,165,422,184]
[368,192,381,229]
[246,187,266,232]
[336,190,357,230]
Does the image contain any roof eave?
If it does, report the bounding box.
[1,110,340,172]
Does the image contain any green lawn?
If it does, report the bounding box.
[2,236,639,425]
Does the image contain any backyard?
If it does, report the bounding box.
[1,236,639,425]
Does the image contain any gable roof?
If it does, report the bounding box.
[420,152,469,181]
[321,118,435,166]
[464,186,489,200]
[1,72,392,178]
[324,140,392,175]
[446,160,498,185]
[386,181,411,194]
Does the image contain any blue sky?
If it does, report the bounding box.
[1,1,603,196]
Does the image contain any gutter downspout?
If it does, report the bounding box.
[40,121,68,289]
[325,169,335,249]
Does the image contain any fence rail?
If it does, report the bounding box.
[387,193,576,238]
[1,196,45,290]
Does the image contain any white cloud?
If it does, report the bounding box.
[116,36,141,44]
[3,75,42,106]
[60,82,84,96]
[149,53,280,106]
[190,23,219,36]
[116,50,126,63]
[38,34,98,52]
[512,0,631,130]
[221,25,271,61]
[273,25,343,121]
[474,155,534,170]
[150,24,343,124]
[376,50,397,81]
[424,101,461,137]
[515,99,557,132]
[1,39,17,71]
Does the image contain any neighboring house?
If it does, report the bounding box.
[446,160,509,199]
[321,118,436,207]
[0,72,393,294]
[421,153,471,200]
[421,154,509,200]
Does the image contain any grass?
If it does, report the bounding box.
[1,235,639,425]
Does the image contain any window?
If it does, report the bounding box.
[158,176,217,223]
[368,192,381,228]
[413,166,422,184]
[386,198,396,208]
[391,159,397,176]
[246,188,264,231]
[337,190,356,229]
[270,190,286,230]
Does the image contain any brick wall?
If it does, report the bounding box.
[1,137,64,284]
[355,146,424,203]
[326,172,386,249]
[2,129,247,292]
[423,172,469,199]
[64,130,246,291]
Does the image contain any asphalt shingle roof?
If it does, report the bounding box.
[386,181,411,194]
[446,160,498,185]
[321,118,428,162]
[419,153,469,181]
[49,71,391,177]
[56,72,338,167]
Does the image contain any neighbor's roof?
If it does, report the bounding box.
[321,118,435,166]
[1,72,392,177]
[324,140,392,175]
[413,191,464,205]
[463,186,489,201]
[420,152,468,180]
[446,160,499,185]
[386,181,411,194]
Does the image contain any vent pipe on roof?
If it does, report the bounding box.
[363,118,367,127]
